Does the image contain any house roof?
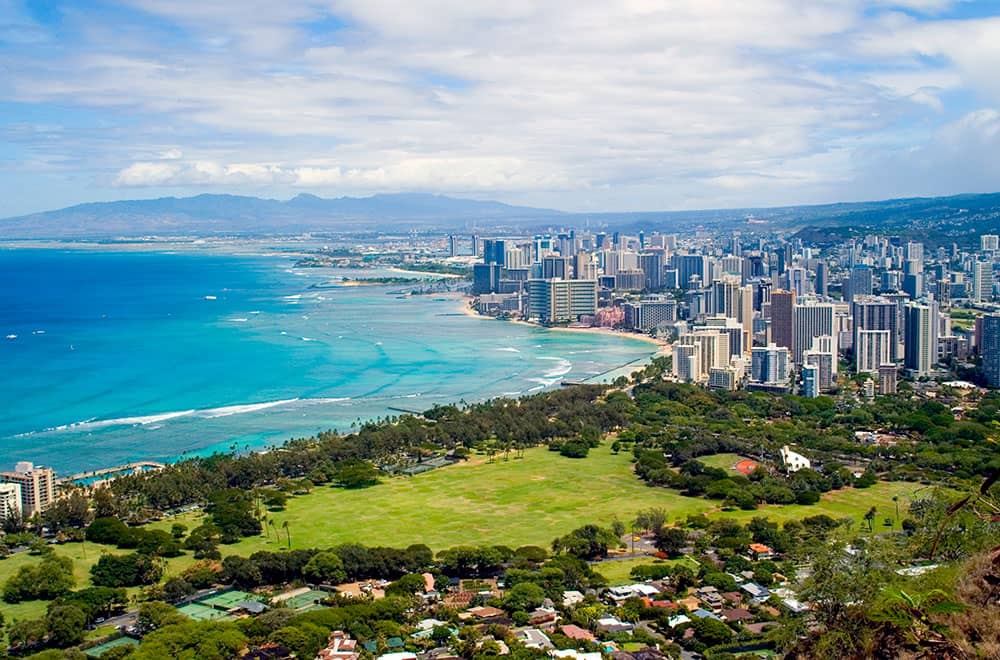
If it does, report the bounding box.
[560,625,595,641]
[749,543,773,554]
[720,608,753,622]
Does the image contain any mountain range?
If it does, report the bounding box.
[3,190,1000,243]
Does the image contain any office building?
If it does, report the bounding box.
[1,462,55,517]
[615,270,646,291]
[982,234,999,252]
[770,290,795,353]
[526,279,598,324]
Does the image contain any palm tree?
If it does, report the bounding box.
[281,520,291,549]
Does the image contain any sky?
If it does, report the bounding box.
[3,1,1000,217]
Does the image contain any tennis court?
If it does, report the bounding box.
[281,589,329,610]
[177,602,233,621]
[85,637,139,658]
[199,590,259,609]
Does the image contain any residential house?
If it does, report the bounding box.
[748,543,775,560]
[517,628,553,650]
[595,616,634,634]
[720,608,753,624]
[560,625,595,643]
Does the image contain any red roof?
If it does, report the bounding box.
[749,543,773,554]
[735,460,760,476]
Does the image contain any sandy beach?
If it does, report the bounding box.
[455,294,670,356]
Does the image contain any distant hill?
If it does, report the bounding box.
[0,193,563,238]
[3,190,1000,242]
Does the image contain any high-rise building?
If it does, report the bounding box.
[848,265,873,301]
[904,301,939,377]
[856,330,892,374]
[792,302,836,364]
[803,335,836,390]
[639,251,665,290]
[973,260,994,303]
[526,279,598,324]
[982,314,1000,388]
[472,263,502,295]
[672,344,700,383]
[0,462,55,517]
[770,290,795,353]
[674,254,706,290]
[878,363,898,395]
[624,297,677,332]
[677,329,731,382]
[982,234,999,251]
[751,343,791,388]
[541,255,570,280]
[801,364,820,398]
[614,270,646,291]
[0,483,21,521]
[482,239,506,266]
[816,261,829,297]
[853,295,902,364]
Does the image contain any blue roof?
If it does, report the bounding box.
[692,609,722,620]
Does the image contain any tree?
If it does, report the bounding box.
[385,573,427,597]
[46,604,87,647]
[504,582,546,612]
[654,527,688,557]
[690,616,734,646]
[132,621,247,660]
[302,551,347,584]
[333,460,381,489]
[91,552,163,588]
[138,601,187,630]
[635,508,667,535]
[553,525,618,559]
[7,618,48,648]
[184,524,221,559]
[3,555,75,603]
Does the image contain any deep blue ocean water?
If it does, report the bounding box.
[0,249,654,474]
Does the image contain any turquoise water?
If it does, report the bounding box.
[0,249,654,474]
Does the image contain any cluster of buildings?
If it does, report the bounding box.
[462,229,1000,395]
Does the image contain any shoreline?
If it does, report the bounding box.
[456,294,668,350]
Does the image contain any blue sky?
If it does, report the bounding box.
[3,0,1000,216]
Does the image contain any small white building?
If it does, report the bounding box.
[780,445,811,472]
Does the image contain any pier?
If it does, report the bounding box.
[60,461,166,486]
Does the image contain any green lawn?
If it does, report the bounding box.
[594,557,681,586]
[696,453,751,474]
[0,448,926,624]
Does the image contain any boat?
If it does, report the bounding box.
[204,295,217,300]
[5,334,16,340]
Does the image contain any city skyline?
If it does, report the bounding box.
[3,1,1000,218]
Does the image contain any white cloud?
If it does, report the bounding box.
[4,0,1000,212]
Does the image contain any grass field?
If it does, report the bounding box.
[593,557,682,585]
[696,453,751,474]
[0,446,925,624]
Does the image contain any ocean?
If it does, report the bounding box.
[0,248,655,474]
